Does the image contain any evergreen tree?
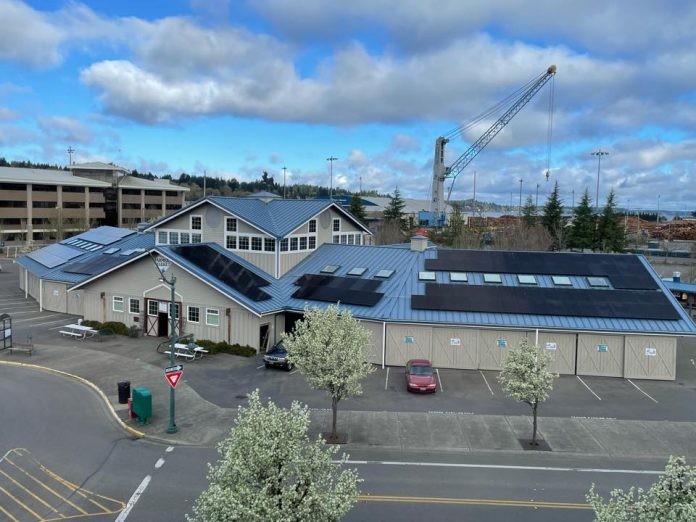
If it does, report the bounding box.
[521,195,537,228]
[595,189,626,252]
[383,188,407,231]
[568,189,596,250]
[348,196,368,225]
[541,181,564,250]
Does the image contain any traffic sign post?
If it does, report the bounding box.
[165,364,184,389]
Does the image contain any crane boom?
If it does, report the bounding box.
[429,65,556,225]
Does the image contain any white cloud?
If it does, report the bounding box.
[0,0,63,67]
[38,116,94,144]
[0,107,19,121]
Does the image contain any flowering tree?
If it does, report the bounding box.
[587,456,696,521]
[283,305,375,442]
[188,390,360,522]
[497,338,557,446]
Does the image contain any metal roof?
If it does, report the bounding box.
[117,175,189,191]
[70,161,129,172]
[0,167,111,187]
[664,280,696,294]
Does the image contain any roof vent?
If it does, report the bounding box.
[137,222,149,232]
[410,234,428,252]
[673,271,681,283]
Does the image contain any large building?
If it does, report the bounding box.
[16,193,696,381]
[0,162,188,243]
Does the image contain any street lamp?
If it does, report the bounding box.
[150,252,178,434]
[326,156,338,201]
[282,166,287,199]
[591,149,609,209]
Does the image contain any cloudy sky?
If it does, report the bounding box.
[1,0,694,211]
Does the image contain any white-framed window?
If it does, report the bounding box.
[251,237,263,251]
[226,235,237,250]
[129,298,140,314]
[187,306,200,323]
[332,218,340,232]
[333,235,340,244]
[191,215,202,230]
[264,238,275,252]
[180,232,190,244]
[169,232,179,245]
[239,236,249,250]
[308,219,317,233]
[290,237,298,251]
[206,308,220,326]
[192,233,202,243]
[340,235,347,244]
[147,300,158,316]
[112,296,124,312]
[347,235,354,245]
[308,236,316,249]
[280,239,288,251]
[226,217,237,232]
[157,231,167,244]
[299,236,307,250]
[168,302,180,319]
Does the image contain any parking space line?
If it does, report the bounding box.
[0,467,62,517]
[256,364,265,369]
[576,376,602,401]
[114,475,151,522]
[480,371,495,396]
[16,317,76,328]
[10,313,67,324]
[627,379,659,403]
[435,368,443,392]
[384,367,390,390]
[0,502,19,522]
[0,483,42,520]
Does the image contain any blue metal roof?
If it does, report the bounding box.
[664,280,696,294]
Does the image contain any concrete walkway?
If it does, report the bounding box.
[4,339,696,459]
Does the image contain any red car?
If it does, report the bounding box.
[405,359,437,393]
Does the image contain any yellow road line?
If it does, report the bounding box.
[0,483,43,520]
[357,494,592,510]
[0,467,64,517]
[40,465,124,512]
[0,501,21,522]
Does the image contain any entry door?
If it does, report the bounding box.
[259,324,270,352]
[158,313,168,337]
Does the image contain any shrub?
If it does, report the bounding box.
[101,321,129,336]
[194,339,256,357]
[82,320,102,330]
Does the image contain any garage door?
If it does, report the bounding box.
[624,335,676,381]
[576,334,624,377]
[385,325,432,366]
[532,331,577,375]
[478,330,527,371]
[359,320,383,365]
[431,327,479,369]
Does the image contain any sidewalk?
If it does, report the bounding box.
[4,339,696,458]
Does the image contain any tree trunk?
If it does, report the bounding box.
[531,401,538,446]
[331,396,339,442]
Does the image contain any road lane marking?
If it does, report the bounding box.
[114,475,151,522]
[256,364,265,369]
[0,467,63,517]
[0,483,43,520]
[480,371,495,395]
[340,460,663,475]
[436,368,443,392]
[155,458,165,469]
[627,379,659,403]
[0,502,19,522]
[384,367,390,390]
[576,376,602,401]
[357,494,591,510]
[166,446,174,453]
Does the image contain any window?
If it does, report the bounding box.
[374,269,395,279]
[290,237,298,251]
[188,306,200,323]
[169,232,179,245]
[552,275,572,286]
[308,219,317,233]
[226,235,237,249]
[308,236,316,250]
[333,235,340,244]
[180,232,190,244]
[129,298,140,314]
[517,275,537,285]
[587,276,609,287]
[251,237,263,251]
[158,231,167,244]
[226,217,237,232]
[264,238,275,252]
[418,271,436,281]
[169,303,180,319]
[191,233,202,243]
[347,235,354,245]
[340,235,347,244]
[321,264,340,274]
[280,238,289,252]
[239,236,249,250]
[206,308,220,326]
[355,234,362,245]
[147,300,158,316]
[112,296,124,312]
[332,218,340,232]
[483,273,502,284]
[347,267,367,276]
[450,272,468,282]
[299,237,307,250]
[191,215,202,230]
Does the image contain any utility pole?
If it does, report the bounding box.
[326,156,337,201]
[591,149,609,209]
[67,146,75,166]
[535,183,540,209]
[282,166,287,199]
[518,178,523,217]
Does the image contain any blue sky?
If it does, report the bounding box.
[1,0,695,211]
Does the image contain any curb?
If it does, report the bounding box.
[0,360,146,440]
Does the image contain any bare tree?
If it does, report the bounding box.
[374,218,405,245]
[492,224,553,251]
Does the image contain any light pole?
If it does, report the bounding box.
[518,178,523,217]
[591,149,609,209]
[150,253,178,434]
[67,146,75,166]
[326,156,337,201]
[535,183,540,209]
[282,166,287,199]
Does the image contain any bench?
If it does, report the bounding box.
[9,343,33,356]
[60,330,84,339]
[164,350,196,360]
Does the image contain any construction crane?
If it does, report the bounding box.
[426,65,557,227]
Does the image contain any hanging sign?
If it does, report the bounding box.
[645,347,657,357]
[155,255,170,273]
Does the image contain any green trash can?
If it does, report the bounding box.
[131,387,152,425]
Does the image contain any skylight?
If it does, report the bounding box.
[449,272,468,283]
[103,247,120,254]
[374,269,395,279]
[483,273,502,284]
[418,271,436,281]
[517,274,537,285]
[320,264,340,274]
[347,267,367,276]
[552,275,572,286]
[587,276,609,288]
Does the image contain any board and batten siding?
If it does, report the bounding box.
[576,333,625,377]
[41,281,68,313]
[623,335,676,380]
[532,331,577,375]
[358,320,384,365]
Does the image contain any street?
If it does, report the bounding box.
[0,365,665,521]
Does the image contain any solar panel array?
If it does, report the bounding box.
[411,284,680,321]
[425,251,657,290]
[75,227,134,246]
[62,255,127,275]
[27,244,83,268]
[173,245,272,302]
[292,274,384,307]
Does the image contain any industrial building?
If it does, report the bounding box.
[16,193,696,381]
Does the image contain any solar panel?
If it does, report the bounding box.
[483,273,502,284]
[418,271,436,281]
[292,274,383,306]
[424,251,658,290]
[77,227,134,246]
[517,275,537,285]
[173,245,271,302]
[587,276,609,287]
[62,255,127,275]
[411,284,681,321]
[27,244,83,268]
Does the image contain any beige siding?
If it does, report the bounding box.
[532,331,577,375]
[42,281,68,313]
[27,273,40,302]
[623,335,676,381]
[67,289,84,315]
[478,329,527,371]
[576,333,624,377]
[279,251,312,276]
[234,251,275,277]
[431,327,479,369]
[359,320,383,364]
[18,267,25,291]
[385,324,432,365]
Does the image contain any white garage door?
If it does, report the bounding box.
[576,334,624,377]
[385,325,432,366]
[624,335,676,381]
[531,331,577,375]
[431,327,479,369]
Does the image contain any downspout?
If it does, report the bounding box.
[382,321,387,369]
[24,269,28,299]
[39,279,43,311]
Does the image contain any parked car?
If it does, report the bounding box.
[263,341,294,371]
[405,359,437,393]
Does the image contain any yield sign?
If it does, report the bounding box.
[164,365,184,389]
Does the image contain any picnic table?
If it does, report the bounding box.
[163,342,209,360]
[59,324,97,341]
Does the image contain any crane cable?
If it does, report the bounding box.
[545,74,556,180]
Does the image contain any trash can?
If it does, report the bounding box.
[117,381,131,404]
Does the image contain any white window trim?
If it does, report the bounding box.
[128,298,140,314]
[187,305,200,323]
[206,308,220,327]
[333,218,341,232]
[225,216,238,232]
[308,219,317,233]
[156,228,203,245]
[224,233,275,254]
[147,300,159,316]
[190,214,203,230]
[112,296,124,312]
